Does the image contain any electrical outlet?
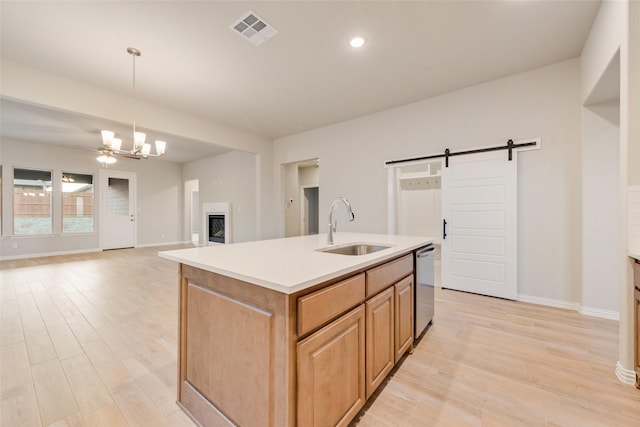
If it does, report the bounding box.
[12,243,18,249]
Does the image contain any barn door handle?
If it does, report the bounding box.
[443,219,447,240]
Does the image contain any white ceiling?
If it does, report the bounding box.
[1,1,601,161]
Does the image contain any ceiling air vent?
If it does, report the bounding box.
[230,10,278,46]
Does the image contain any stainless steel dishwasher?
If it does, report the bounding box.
[415,244,435,338]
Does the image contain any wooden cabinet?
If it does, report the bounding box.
[298,273,365,336]
[395,275,414,362]
[365,287,395,398]
[634,261,640,388]
[297,305,366,427]
[366,253,413,297]
[297,256,415,425]
[177,251,417,427]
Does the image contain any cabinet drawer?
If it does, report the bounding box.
[298,273,365,336]
[634,260,640,291]
[366,254,413,297]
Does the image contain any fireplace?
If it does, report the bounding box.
[208,214,225,244]
[202,202,231,246]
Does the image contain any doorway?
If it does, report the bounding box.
[283,158,320,237]
[185,179,200,246]
[100,170,136,250]
[301,186,319,235]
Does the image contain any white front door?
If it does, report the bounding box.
[441,150,517,300]
[101,170,136,250]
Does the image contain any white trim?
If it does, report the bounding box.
[615,361,637,385]
[0,247,101,261]
[135,240,191,248]
[579,306,620,321]
[0,242,193,261]
[387,166,397,234]
[517,294,580,311]
[518,294,620,320]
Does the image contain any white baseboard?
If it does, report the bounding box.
[517,294,619,320]
[0,242,192,261]
[0,247,101,261]
[517,294,580,311]
[615,361,637,385]
[579,306,620,321]
[135,241,192,248]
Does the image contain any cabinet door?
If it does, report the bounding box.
[395,275,414,362]
[365,286,395,398]
[298,305,365,427]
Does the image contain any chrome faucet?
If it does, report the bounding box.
[327,197,355,244]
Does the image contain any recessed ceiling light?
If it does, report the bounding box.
[350,37,365,48]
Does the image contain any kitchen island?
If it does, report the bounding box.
[159,232,432,427]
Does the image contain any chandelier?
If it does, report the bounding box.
[97,47,166,164]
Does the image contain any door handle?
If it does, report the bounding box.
[417,246,435,258]
[443,219,447,240]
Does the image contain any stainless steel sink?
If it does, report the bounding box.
[316,243,392,256]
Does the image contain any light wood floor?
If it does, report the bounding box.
[1,246,638,426]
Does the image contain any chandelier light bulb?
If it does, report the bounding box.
[97,154,117,164]
[134,132,146,150]
[155,140,166,156]
[141,143,151,156]
[101,130,114,147]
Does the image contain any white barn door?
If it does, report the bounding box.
[441,150,517,300]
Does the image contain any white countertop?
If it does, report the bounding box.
[159,232,433,294]
[630,249,640,261]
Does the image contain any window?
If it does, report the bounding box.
[62,172,94,233]
[13,168,52,235]
[108,177,129,215]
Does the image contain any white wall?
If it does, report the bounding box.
[581,1,626,103]
[0,137,183,258]
[628,0,640,186]
[581,102,621,317]
[398,186,441,239]
[134,158,184,246]
[183,150,257,244]
[580,0,636,383]
[274,59,582,305]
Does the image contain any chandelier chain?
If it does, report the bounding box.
[131,48,138,140]
[132,50,136,136]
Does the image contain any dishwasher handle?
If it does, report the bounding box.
[416,246,435,258]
